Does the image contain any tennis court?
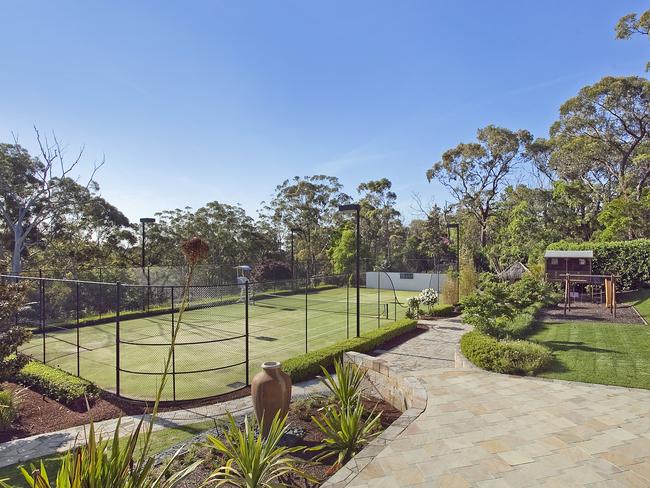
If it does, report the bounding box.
[19,284,414,401]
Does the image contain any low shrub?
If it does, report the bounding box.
[0,390,17,431]
[282,318,418,383]
[17,361,99,408]
[460,331,552,375]
[424,304,457,318]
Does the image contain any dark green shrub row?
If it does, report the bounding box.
[17,361,100,408]
[423,304,457,318]
[460,331,552,375]
[282,318,418,383]
[548,239,650,290]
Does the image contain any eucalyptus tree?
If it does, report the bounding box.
[548,76,650,202]
[616,9,650,71]
[426,125,532,247]
[357,178,403,269]
[0,130,103,275]
[265,175,351,276]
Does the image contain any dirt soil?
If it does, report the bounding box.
[0,382,251,443]
[174,395,402,487]
[540,301,644,325]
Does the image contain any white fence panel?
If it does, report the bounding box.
[366,272,448,293]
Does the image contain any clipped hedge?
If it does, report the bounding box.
[282,318,418,383]
[17,361,100,408]
[460,331,552,375]
[422,304,457,318]
[547,239,650,290]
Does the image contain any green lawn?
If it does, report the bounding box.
[629,288,650,323]
[20,287,414,401]
[530,321,650,389]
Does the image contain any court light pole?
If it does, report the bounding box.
[338,203,361,338]
[140,217,156,269]
[447,222,460,303]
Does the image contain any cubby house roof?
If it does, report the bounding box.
[544,250,593,259]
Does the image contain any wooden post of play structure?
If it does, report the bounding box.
[612,275,617,319]
[564,274,570,316]
[605,277,612,312]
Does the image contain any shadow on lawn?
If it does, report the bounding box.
[540,340,618,354]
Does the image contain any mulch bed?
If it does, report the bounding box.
[172,394,401,487]
[539,301,644,325]
[0,382,251,443]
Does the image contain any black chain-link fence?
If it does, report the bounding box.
[4,273,406,402]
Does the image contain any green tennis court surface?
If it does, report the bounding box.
[20,287,415,401]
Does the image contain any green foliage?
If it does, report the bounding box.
[596,193,650,242]
[461,274,557,339]
[549,76,650,201]
[547,239,650,289]
[282,319,417,383]
[319,359,365,409]
[4,419,200,488]
[206,412,312,488]
[426,125,532,246]
[329,228,356,275]
[616,9,650,70]
[460,331,552,375]
[0,390,17,431]
[405,297,420,319]
[0,283,31,376]
[17,361,99,407]
[251,259,292,282]
[426,304,457,317]
[310,402,382,467]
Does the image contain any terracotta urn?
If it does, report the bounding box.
[251,361,292,437]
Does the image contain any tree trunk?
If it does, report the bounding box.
[11,234,23,275]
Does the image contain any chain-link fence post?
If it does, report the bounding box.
[304,277,308,353]
[245,282,249,385]
[171,285,176,402]
[76,281,80,377]
[346,280,350,339]
[377,272,381,329]
[115,281,121,397]
[40,275,46,363]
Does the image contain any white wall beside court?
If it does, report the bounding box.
[365,272,448,293]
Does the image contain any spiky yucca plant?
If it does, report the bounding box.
[204,412,314,488]
[310,402,382,467]
[318,359,365,409]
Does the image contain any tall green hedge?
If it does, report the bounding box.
[547,239,650,289]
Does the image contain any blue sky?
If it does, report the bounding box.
[1,1,648,223]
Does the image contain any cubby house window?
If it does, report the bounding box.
[551,258,558,265]
[579,258,586,265]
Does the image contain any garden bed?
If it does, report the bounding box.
[159,394,401,488]
[0,381,251,443]
[539,300,644,324]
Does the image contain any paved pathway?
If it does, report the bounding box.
[348,321,650,487]
[0,378,325,468]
